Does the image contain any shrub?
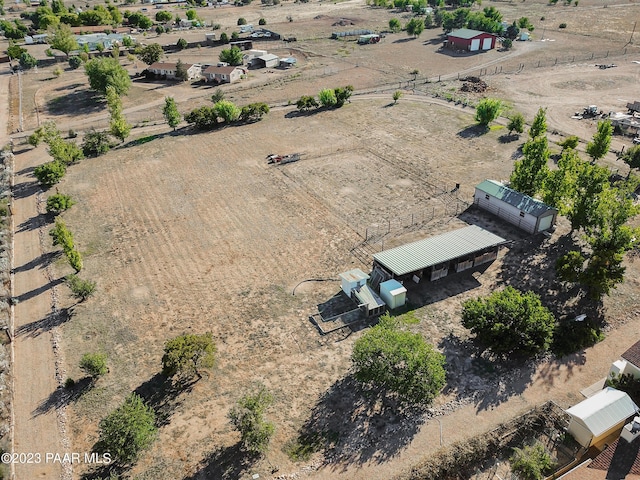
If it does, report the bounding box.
[510,443,554,480]
[162,333,216,379]
[66,274,97,301]
[229,387,275,453]
[176,38,188,50]
[46,193,76,215]
[34,161,66,187]
[258,17,266,25]
[237,17,247,25]
[80,352,108,378]
[81,129,112,157]
[559,23,567,28]
[67,249,83,272]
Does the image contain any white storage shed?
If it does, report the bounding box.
[474,180,558,234]
[566,387,639,448]
[379,279,407,310]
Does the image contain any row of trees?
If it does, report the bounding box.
[296,85,354,111]
[185,99,269,130]
[508,108,639,300]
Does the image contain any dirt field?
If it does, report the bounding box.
[5,0,640,478]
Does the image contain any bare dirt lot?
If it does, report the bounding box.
[6,0,640,478]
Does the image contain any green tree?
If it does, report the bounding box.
[586,120,613,162]
[34,161,66,187]
[82,128,112,157]
[176,37,188,50]
[68,56,82,69]
[558,135,579,151]
[7,44,26,60]
[318,88,337,108]
[163,96,181,130]
[405,17,425,37]
[334,85,353,107]
[49,23,79,56]
[174,59,188,81]
[67,248,83,272]
[510,443,554,480]
[237,17,247,25]
[48,137,84,165]
[213,100,240,123]
[389,17,401,32]
[296,95,319,111]
[474,98,502,127]
[106,85,132,142]
[228,387,275,454]
[507,112,525,136]
[219,32,229,43]
[258,17,266,26]
[502,38,512,50]
[80,352,107,378]
[218,46,243,66]
[211,89,225,104]
[529,107,547,138]
[49,218,74,251]
[185,106,218,130]
[137,43,163,65]
[66,273,97,301]
[19,52,37,70]
[461,287,555,357]
[510,136,550,197]
[162,333,216,379]
[97,393,157,465]
[127,12,152,29]
[155,10,172,22]
[392,90,402,104]
[186,8,198,20]
[622,145,640,177]
[239,102,269,122]
[84,57,131,96]
[46,193,75,215]
[352,316,446,405]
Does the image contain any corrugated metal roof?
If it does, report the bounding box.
[476,180,558,217]
[566,387,639,437]
[448,28,492,39]
[373,225,506,276]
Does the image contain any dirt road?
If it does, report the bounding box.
[2,69,66,479]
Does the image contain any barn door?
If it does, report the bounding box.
[482,37,492,50]
[470,39,480,51]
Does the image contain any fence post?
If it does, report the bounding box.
[591,52,594,59]
[365,227,368,241]
[388,219,391,233]
[606,51,609,57]
[555,58,557,65]
[538,60,540,67]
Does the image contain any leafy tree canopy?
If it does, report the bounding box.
[475,98,502,126]
[218,46,243,66]
[97,393,157,465]
[351,315,446,405]
[80,352,107,377]
[84,57,131,96]
[137,43,163,65]
[162,333,216,379]
[461,286,555,357]
[228,387,275,454]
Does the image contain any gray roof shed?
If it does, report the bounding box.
[476,180,558,218]
[373,225,506,276]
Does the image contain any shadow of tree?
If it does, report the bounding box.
[457,124,489,139]
[13,180,40,199]
[182,443,261,480]
[392,37,416,43]
[17,304,73,337]
[133,373,197,427]
[17,212,47,233]
[32,377,93,416]
[498,133,521,143]
[291,375,426,472]
[46,90,104,116]
[13,250,62,273]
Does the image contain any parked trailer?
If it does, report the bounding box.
[267,153,301,165]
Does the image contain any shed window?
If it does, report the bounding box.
[519,211,525,217]
[485,194,490,200]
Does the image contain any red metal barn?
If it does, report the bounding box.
[447,29,497,52]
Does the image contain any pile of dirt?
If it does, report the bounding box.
[332,18,356,26]
[460,76,488,93]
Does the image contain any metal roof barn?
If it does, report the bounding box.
[372,225,506,276]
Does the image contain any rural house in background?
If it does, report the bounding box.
[565,387,639,450]
[147,62,202,80]
[610,339,640,380]
[446,28,497,52]
[202,65,245,84]
[474,180,558,234]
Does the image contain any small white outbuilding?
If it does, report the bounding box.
[566,387,639,449]
[338,269,369,297]
[379,279,407,310]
